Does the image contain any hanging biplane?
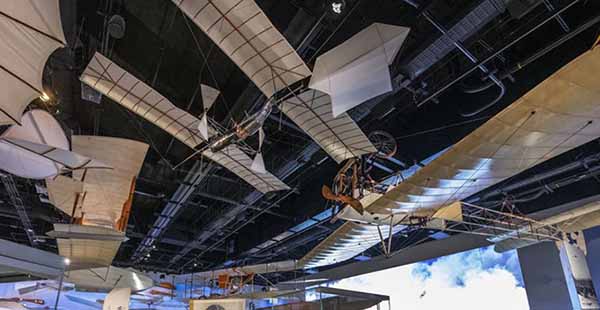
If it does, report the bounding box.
[301,46,600,267]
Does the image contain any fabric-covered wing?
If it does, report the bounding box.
[0,110,85,179]
[81,53,205,148]
[309,23,410,117]
[46,175,84,217]
[203,145,289,193]
[65,266,153,291]
[299,222,404,268]
[81,52,289,193]
[2,138,112,171]
[173,0,312,97]
[367,47,600,214]
[72,136,148,228]
[48,224,127,270]
[280,90,376,163]
[300,47,600,268]
[0,0,66,125]
[2,110,69,149]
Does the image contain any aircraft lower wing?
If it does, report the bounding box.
[48,224,127,270]
[300,46,600,268]
[80,52,289,193]
[300,222,405,268]
[64,267,153,292]
[174,0,375,163]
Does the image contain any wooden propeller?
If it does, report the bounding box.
[321,185,364,215]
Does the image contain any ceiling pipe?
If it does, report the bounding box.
[414,0,582,108]
[461,14,600,94]
[413,8,507,117]
[468,152,600,204]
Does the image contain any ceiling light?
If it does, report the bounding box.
[146,253,151,257]
[329,0,346,14]
[39,92,51,102]
[64,258,70,266]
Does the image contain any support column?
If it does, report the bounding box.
[564,232,600,309]
[518,242,580,310]
[584,226,600,300]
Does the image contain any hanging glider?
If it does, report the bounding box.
[172,0,376,164]
[46,136,149,275]
[80,52,289,193]
[300,47,600,268]
[0,0,67,125]
[309,23,410,117]
[0,110,111,179]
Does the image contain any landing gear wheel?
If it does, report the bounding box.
[368,130,397,159]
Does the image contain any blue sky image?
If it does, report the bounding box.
[0,246,528,309]
[330,245,528,310]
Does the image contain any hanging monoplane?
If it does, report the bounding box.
[301,47,600,267]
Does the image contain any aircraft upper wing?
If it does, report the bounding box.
[173,0,311,97]
[300,46,600,268]
[81,52,289,193]
[174,0,376,163]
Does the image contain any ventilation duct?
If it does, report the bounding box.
[402,0,508,79]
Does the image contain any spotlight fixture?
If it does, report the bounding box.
[328,0,346,14]
[39,92,51,102]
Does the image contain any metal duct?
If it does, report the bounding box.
[402,0,507,79]
[131,161,213,261]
